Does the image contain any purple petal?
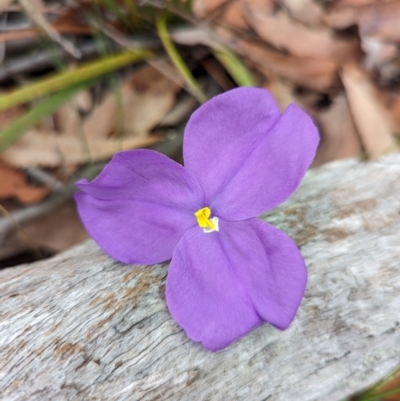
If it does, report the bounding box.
[183,87,279,209]
[221,218,307,330]
[166,218,306,350]
[183,87,319,220]
[75,149,204,265]
[166,224,262,351]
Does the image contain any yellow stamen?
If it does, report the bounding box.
[195,207,215,230]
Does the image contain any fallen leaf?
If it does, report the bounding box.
[263,77,295,112]
[329,0,394,7]
[1,130,160,168]
[0,0,14,13]
[221,0,249,30]
[341,63,395,157]
[378,91,400,135]
[238,39,340,90]
[54,102,82,136]
[54,89,92,135]
[0,201,88,263]
[19,201,89,253]
[82,65,181,140]
[325,2,400,42]
[358,2,400,41]
[275,0,324,28]
[311,94,362,166]
[192,0,231,19]
[243,4,360,63]
[323,5,360,30]
[160,94,199,127]
[0,162,50,204]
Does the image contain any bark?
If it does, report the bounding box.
[1,155,400,401]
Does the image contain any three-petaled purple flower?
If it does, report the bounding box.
[75,87,319,351]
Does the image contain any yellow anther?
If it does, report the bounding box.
[195,207,215,230]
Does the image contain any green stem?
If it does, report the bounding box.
[212,47,257,87]
[156,14,207,104]
[0,49,152,112]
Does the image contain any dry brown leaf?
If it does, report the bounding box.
[73,89,92,113]
[0,162,50,204]
[341,64,395,157]
[358,2,400,41]
[54,90,92,135]
[325,2,400,42]
[192,0,230,19]
[160,95,199,127]
[1,130,160,168]
[0,201,89,262]
[276,0,324,28]
[55,102,82,136]
[53,90,93,136]
[378,91,400,135]
[310,94,362,166]
[330,0,394,7]
[221,0,249,30]
[0,0,14,12]
[323,6,360,30]
[238,39,339,90]
[263,77,295,112]
[18,201,88,253]
[242,0,275,14]
[82,65,181,140]
[244,4,359,63]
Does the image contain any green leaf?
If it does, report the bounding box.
[0,49,152,112]
[0,81,92,153]
[212,48,257,87]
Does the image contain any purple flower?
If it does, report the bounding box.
[75,87,319,351]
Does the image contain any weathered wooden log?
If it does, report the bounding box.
[1,155,400,401]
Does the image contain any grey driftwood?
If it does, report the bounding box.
[1,155,400,401]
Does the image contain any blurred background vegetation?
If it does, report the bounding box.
[0,1,399,399]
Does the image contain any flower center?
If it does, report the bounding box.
[194,207,219,233]
[195,207,214,229]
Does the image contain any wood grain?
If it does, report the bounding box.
[1,155,400,401]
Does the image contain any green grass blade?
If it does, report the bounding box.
[359,386,400,401]
[212,47,257,87]
[0,81,92,152]
[0,49,152,112]
[156,13,207,104]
